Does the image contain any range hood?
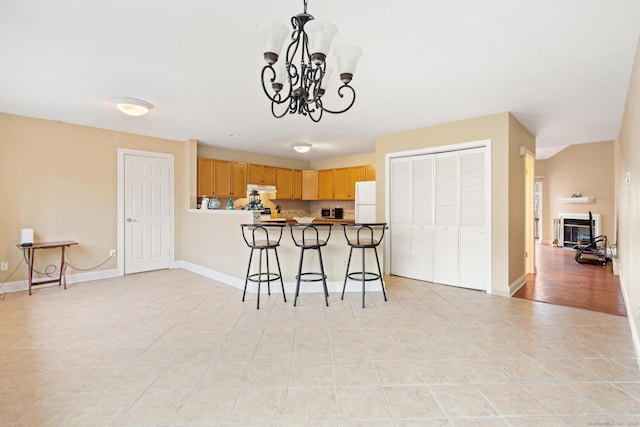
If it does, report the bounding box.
[247,184,277,194]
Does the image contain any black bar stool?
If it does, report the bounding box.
[289,223,333,307]
[341,223,387,308]
[240,223,286,309]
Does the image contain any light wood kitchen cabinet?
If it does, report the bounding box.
[318,169,334,200]
[213,160,232,197]
[365,164,376,181]
[333,168,351,200]
[197,158,214,196]
[231,162,247,198]
[302,170,319,200]
[333,166,366,200]
[275,168,293,200]
[247,163,276,185]
[293,170,302,199]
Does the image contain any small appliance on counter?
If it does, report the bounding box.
[200,196,210,210]
[321,207,343,219]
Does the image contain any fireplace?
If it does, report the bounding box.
[558,213,601,248]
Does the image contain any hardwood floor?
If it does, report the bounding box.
[513,243,626,316]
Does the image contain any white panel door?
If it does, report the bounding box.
[410,156,434,282]
[459,148,486,290]
[433,152,459,286]
[124,154,173,274]
[390,158,412,277]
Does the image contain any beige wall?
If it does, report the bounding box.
[615,39,640,360]
[197,144,375,172]
[536,141,615,244]
[197,144,309,170]
[0,113,190,283]
[375,112,533,295]
[508,114,537,282]
[310,152,375,170]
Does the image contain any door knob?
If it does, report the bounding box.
[126,218,137,222]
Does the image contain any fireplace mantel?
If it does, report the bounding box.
[559,197,595,203]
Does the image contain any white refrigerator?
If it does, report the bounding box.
[355,181,376,223]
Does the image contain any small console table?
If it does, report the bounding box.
[17,241,78,295]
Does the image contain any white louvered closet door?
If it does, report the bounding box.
[459,148,486,290]
[390,158,412,277]
[410,156,434,281]
[433,152,459,286]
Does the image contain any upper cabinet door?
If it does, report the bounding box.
[318,169,334,200]
[365,164,376,181]
[247,163,262,184]
[333,168,350,200]
[213,160,232,198]
[302,170,319,200]
[275,168,293,200]
[293,170,303,200]
[197,158,214,197]
[262,166,276,185]
[231,162,247,198]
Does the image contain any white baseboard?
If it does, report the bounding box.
[0,268,119,294]
[174,260,378,294]
[618,273,640,371]
[508,273,527,296]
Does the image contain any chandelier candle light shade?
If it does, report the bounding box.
[259,0,362,122]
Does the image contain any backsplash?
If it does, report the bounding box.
[197,196,356,220]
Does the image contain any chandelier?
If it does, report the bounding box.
[259,0,362,122]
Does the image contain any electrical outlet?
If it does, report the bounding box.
[109,249,116,257]
[0,262,8,271]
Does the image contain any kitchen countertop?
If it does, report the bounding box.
[261,218,355,225]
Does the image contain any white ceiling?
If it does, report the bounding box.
[1,1,639,161]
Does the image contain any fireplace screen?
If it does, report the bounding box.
[563,218,593,247]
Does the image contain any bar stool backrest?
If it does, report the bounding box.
[290,223,333,248]
[342,223,387,247]
[240,223,285,248]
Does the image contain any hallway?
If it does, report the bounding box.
[514,244,626,316]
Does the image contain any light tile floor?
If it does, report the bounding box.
[1,269,639,426]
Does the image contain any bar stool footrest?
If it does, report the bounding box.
[248,272,281,283]
[296,272,327,282]
[346,271,381,282]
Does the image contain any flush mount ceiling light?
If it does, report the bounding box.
[259,0,362,122]
[292,143,312,153]
[111,97,153,116]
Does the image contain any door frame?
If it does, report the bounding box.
[117,148,175,276]
[524,150,536,274]
[384,139,492,290]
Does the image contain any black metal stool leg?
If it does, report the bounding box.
[294,248,305,307]
[273,247,286,302]
[361,248,366,308]
[341,247,353,300]
[317,247,329,306]
[243,248,254,302]
[374,246,387,301]
[256,248,263,309]
[265,247,271,296]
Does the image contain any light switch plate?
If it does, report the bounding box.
[625,171,631,185]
